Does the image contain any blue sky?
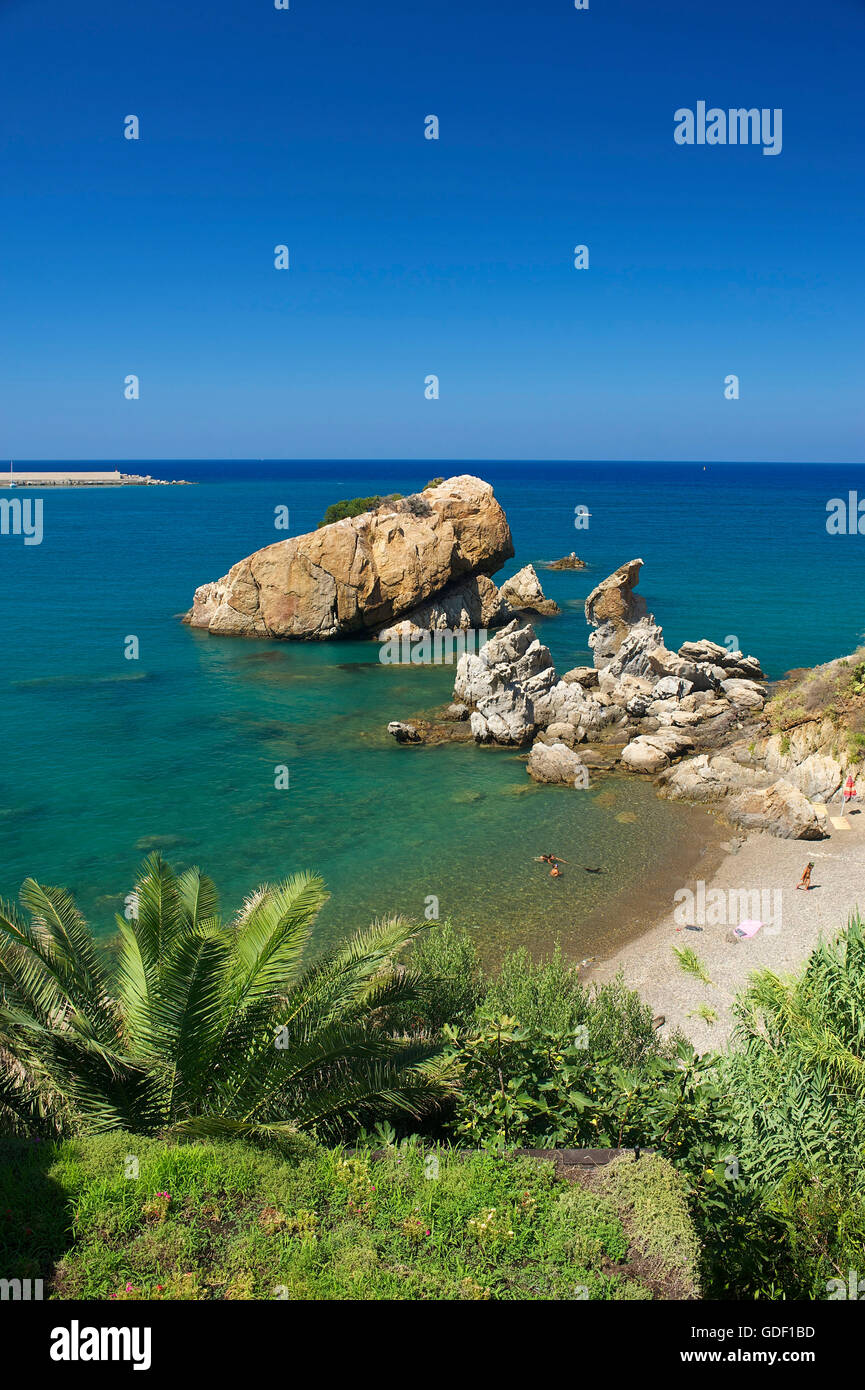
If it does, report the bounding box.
[1,0,863,461]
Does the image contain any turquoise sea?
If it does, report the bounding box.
[2,461,863,958]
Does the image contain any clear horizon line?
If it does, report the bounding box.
[3,457,862,468]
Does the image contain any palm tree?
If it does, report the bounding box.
[0,855,457,1141]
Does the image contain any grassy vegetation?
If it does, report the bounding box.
[767,648,865,741]
[0,1133,698,1301]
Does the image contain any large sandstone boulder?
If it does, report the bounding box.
[187,475,514,639]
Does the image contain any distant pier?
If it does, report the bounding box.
[0,470,192,487]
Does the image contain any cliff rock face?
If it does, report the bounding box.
[187,475,514,639]
[375,563,557,642]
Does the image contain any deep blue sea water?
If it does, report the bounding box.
[2,461,863,957]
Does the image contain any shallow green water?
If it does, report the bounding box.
[3,460,861,956]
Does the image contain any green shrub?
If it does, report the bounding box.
[390,920,484,1034]
[318,494,405,527]
[480,949,663,1064]
[319,495,383,526]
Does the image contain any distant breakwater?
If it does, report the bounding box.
[0,470,192,487]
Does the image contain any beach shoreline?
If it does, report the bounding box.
[586,808,865,1050]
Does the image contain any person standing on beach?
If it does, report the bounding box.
[796,862,814,891]
[842,774,857,815]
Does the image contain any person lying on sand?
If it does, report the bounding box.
[796,862,815,891]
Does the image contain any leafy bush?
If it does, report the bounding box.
[396,925,667,1066]
[318,493,407,527]
[597,1153,700,1297]
[723,917,865,1184]
[318,495,384,526]
[481,948,664,1065]
[390,920,484,1035]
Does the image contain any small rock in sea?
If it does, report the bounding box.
[452,789,483,803]
[615,811,637,824]
[387,721,422,744]
[547,553,587,571]
[447,703,470,721]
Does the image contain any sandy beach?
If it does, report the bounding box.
[587,806,865,1051]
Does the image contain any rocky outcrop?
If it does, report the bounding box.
[584,559,766,693]
[585,560,661,671]
[386,557,853,841]
[659,753,771,802]
[187,475,514,639]
[657,710,847,838]
[377,563,558,641]
[547,553,587,571]
[446,556,770,757]
[454,621,554,746]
